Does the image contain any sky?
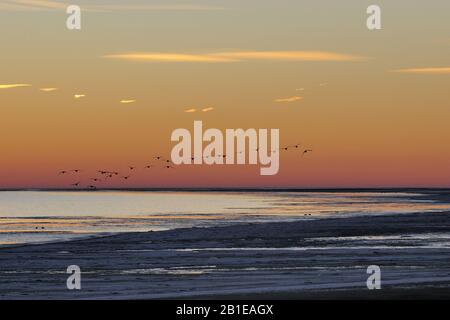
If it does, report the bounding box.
[1,0,450,188]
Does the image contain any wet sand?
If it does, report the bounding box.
[1,211,450,299]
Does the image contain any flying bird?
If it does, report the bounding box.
[302,149,313,156]
[282,143,301,151]
[58,170,67,175]
[71,182,80,187]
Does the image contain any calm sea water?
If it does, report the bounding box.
[1,191,449,245]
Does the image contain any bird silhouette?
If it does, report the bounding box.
[71,169,81,173]
[91,178,102,182]
[144,165,152,169]
[302,149,313,156]
[122,176,131,180]
[71,182,80,187]
[58,170,67,175]
[128,166,135,170]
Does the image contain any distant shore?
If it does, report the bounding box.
[1,210,450,299]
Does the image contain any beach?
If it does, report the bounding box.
[1,201,450,299]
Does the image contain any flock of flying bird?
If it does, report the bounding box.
[58,145,313,189]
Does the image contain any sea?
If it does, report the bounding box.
[1,190,449,246]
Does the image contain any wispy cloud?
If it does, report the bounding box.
[391,67,450,74]
[103,51,366,63]
[213,51,365,62]
[0,2,42,11]
[74,94,86,99]
[104,53,236,63]
[202,107,214,112]
[1,1,225,12]
[84,4,225,12]
[0,84,31,89]
[39,87,58,92]
[120,99,137,104]
[184,108,197,113]
[274,96,303,103]
[0,0,65,11]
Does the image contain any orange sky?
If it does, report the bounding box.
[1,0,450,188]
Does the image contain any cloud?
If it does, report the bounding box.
[202,107,214,112]
[274,96,303,103]
[1,1,224,12]
[0,2,41,11]
[74,94,86,99]
[391,67,450,74]
[3,0,65,10]
[184,108,197,113]
[120,99,137,104]
[0,84,31,89]
[103,53,236,63]
[213,51,365,62]
[103,51,366,63]
[83,4,225,12]
[40,87,58,92]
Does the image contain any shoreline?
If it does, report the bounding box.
[3,189,450,250]
[1,211,450,299]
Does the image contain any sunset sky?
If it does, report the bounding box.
[1,0,450,188]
